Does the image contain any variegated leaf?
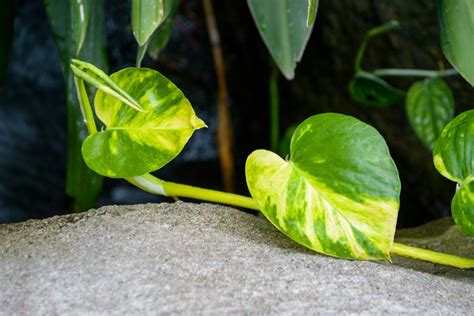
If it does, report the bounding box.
[434,110,474,236]
[82,67,206,178]
[246,113,400,261]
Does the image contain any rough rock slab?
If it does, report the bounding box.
[1,202,473,314]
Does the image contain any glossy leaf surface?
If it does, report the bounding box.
[246,113,400,260]
[82,67,206,178]
[349,72,405,107]
[433,110,474,236]
[132,0,175,46]
[438,0,474,86]
[406,78,454,149]
[247,0,316,80]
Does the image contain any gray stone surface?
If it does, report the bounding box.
[1,202,473,314]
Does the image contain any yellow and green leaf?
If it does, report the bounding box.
[433,110,474,236]
[246,113,401,260]
[81,67,206,178]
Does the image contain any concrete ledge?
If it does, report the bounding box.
[1,202,473,314]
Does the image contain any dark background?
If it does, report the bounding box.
[0,0,472,226]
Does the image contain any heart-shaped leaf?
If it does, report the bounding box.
[247,0,316,80]
[433,110,474,236]
[406,78,455,149]
[349,72,405,107]
[246,113,401,260]
[82,67,206,178]
[132,0,176,46]
[438,0,474,86]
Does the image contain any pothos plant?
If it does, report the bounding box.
[41,0,318,210]
[71,59,474,269]
[348,18,474,236]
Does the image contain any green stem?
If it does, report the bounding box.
[73,77,98,134]
[372,68,458,78]
[128,173,473,269]
[391,242,474,269]
[269,65,280,152]
[127,173,259,211]
[355,20,399,73]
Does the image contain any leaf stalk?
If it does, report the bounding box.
[372,68,458,78]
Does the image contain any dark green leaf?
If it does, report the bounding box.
[438,0,474,86]
[278,124,297,158]
[246,113,400,260]
[146,12,175,59]
[44,0,108,211]
[406,78,455,149]
[349,72,405,107]
[433,110,474,236]
[247,0,315,80]
[70,0,91,55]
[145,0,180,60]
[82,67,206,178]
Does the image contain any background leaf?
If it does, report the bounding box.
[247,0,316,80]
[44,0,108,212]
[70,0,91,55]
[277,124,297,158]
[132,0,175,46]
[349,72,405,107]
[82,67,205,178]
[438,0,474,86]
[433,110,474,236]
[406,78,455,149]
[146,0,180,60]
[246,113,400,260]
